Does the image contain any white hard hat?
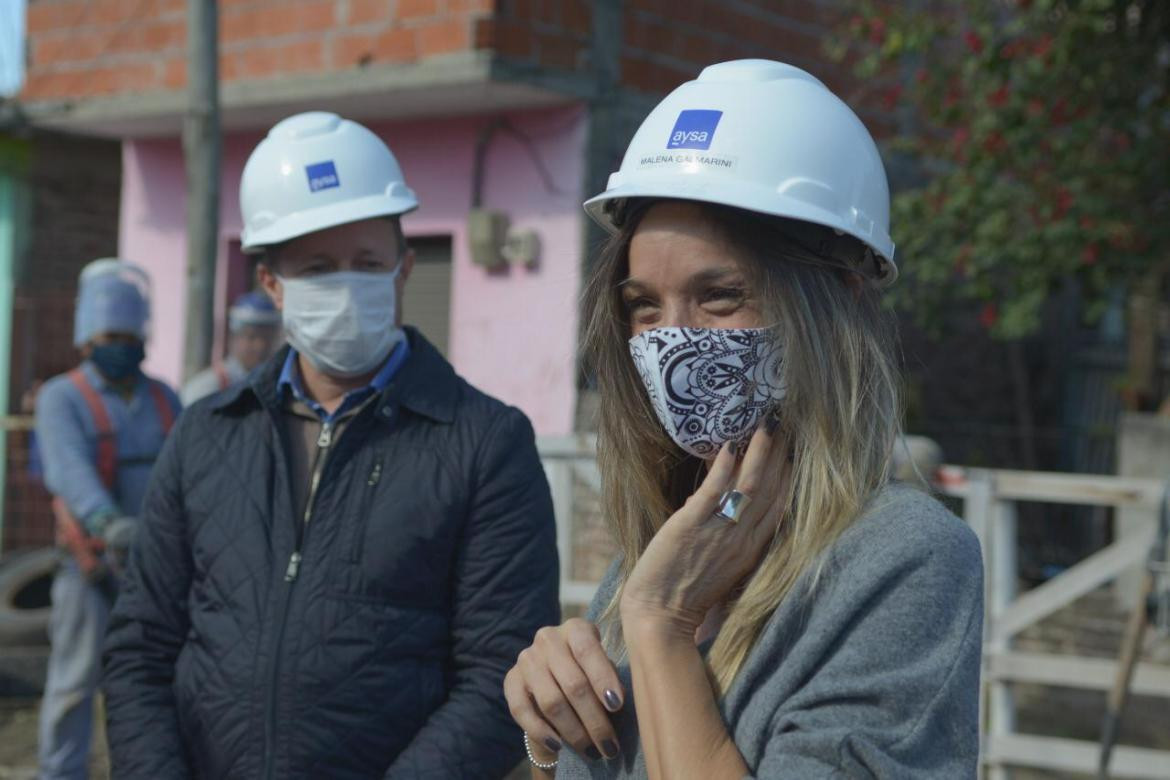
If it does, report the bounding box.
[73,259,152,346]
[239,112,418,253]
[584,59,897,283]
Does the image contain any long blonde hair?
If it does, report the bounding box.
[581,200,902,695]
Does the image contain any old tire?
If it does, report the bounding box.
[0,547,59,647]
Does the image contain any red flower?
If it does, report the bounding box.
[979,303,998,330]
[1049,98,1068,125]
[881,84,903,110]
[988,84,1010,108]
[950,126,971,158]
[1033,35,1052,59]
[1081,243,1100,266]
[982,131,1006,154]
[1054,187,1073,219]
[1026,99,1045,117]
[869,17,887,45]
[964,31,985,54]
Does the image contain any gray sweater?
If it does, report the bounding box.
[554,483,983,779]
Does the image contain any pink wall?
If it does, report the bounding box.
[119,104,587,435]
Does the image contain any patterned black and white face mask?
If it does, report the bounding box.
[628,327,786,459]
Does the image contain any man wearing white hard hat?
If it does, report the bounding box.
[104,112,560,778]
[35,259,180,779]
[180,291,282,404]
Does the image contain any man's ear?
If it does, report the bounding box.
[399,248,415,283]
[256,263,284,310]
[844,271,864,301]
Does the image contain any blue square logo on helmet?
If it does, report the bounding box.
[305,161,340,193]
[667,110,723,150]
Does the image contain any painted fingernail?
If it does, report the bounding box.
[603,688,622,711]
[602,739,620,759]
[544,737,562,753]
[586,746,602,761]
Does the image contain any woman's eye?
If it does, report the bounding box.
[623,297,659,320]
[704,287,746,305]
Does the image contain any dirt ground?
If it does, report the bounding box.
[0,697,108,780]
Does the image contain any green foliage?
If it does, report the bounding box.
[835,0,1170,339]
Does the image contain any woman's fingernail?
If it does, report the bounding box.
[603,688,622,711]
[544,737,562,753]
[602,739,620,759]
[586,746,602,761]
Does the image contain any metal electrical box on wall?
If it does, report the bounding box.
[467,208,541,270]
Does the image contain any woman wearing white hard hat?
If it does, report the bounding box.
[505,60,982,778]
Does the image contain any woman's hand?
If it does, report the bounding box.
[620,424,793,638]
[504,618,625,763]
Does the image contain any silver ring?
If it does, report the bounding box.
[716,490,752,524]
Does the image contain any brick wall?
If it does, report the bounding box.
[619,1,848,96]
[22,0,857,106]
[22,0,497,100]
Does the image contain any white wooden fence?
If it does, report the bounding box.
[537,436,1170,779]
[538,435,603,609]
[938,467,1170,780]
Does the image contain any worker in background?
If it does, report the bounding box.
[181,291,282,404]
[35,259,181,780]
[104,111,560,779]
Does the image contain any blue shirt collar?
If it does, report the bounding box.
[277,338,411,423]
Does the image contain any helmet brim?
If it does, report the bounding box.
[583,179,897,285]
[241,193,419,254]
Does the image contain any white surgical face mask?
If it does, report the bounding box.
[279,269,403,378]
[629,326,786,459]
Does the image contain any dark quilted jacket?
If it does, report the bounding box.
[103,330,560,779]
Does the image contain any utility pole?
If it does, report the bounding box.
[182,0,220,381]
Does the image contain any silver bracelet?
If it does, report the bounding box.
[524,731,559,771]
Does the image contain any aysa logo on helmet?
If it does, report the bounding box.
[305,160,340,193]
[667,110,723,150]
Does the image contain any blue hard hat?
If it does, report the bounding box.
[73,259,151,347]
[229,291,280,331]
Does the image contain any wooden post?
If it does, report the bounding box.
[182,0,220,381]
[543,458,574,593]
[989,499,1019,780]
[963,471,998,779]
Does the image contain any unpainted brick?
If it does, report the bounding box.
[536,31,581,70]
[562,0,589,34]
[21,70,84,100]
[397,0,440,21]
[91,0,154,26]
[26,1,86,33]
[162,57,186,89]
[450,0,494,13]
[121,18,186,54]
[29,31,107,67]
[492,19,534,58]
[333,26,417,65]
[87,61,161,95]
[346,0,394,25]
[221,39,325,81]
[416,18,470,57]
[472,18,495,49]
[220,1,337,45]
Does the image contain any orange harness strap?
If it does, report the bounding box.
[55,370,175,577]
